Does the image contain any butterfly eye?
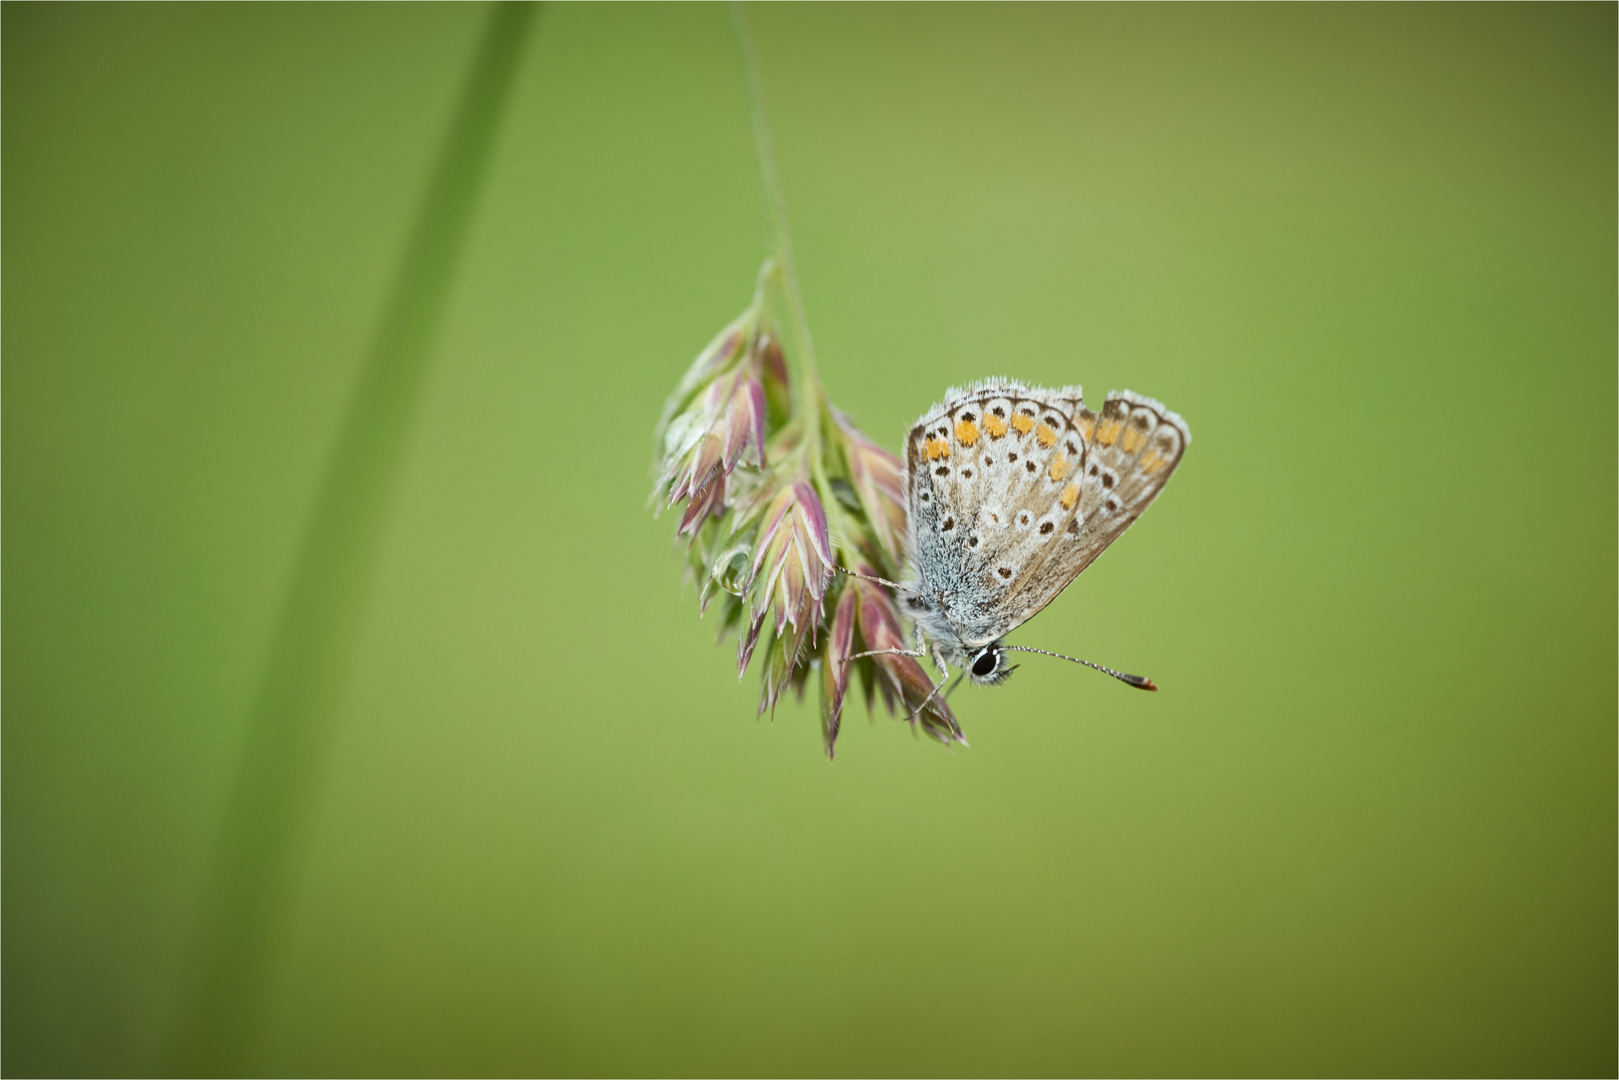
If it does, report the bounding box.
[972,652,998,678]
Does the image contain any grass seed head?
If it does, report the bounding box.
[651,261,957,757]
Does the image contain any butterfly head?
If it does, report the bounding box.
[967,643,1017,687]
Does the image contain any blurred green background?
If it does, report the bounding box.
[4,3,1614,1076]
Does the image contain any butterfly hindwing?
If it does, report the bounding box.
[906,380,1189,648]
[906,381,1087,646]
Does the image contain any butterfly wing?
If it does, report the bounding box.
[1010,389,1191,629]
[905,380,1087,646]
[905,381,1189,648]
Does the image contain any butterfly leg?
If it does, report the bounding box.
[850,625,928,663]
[850,647,926,660]
[835,566,913,594]
[942,671,966,701]
[902,654,951,727]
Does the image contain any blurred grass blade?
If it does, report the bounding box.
[164,4,535,1074]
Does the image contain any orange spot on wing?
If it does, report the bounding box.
[1122,427,1146,453]
[1035,422,1058,447]
[1141,449,1165,473]
[1048,453,1070,481]
[1077,415,1096,441]
[1096,419,1122,446]
[983,414,1008,438]
[954,418,980,446]
[1060,483,1079,509]
[925,437,952,461]
[1011,413,1034,435]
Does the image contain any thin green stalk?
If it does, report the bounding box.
[731,2,862,551]
[731,3,823,451]
[162,5,534,1074]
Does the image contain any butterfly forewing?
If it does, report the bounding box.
[906,380,1189,648]
[1010,390,1189,625]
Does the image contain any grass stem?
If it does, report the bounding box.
[163,5,534,1073]
[731,3,825,458]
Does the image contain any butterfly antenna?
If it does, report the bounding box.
[835,566,913,593]
[1001,646,1158,691]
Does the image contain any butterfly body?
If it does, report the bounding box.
[899,379,1190,686]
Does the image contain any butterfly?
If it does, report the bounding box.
[850,380,1190,708]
